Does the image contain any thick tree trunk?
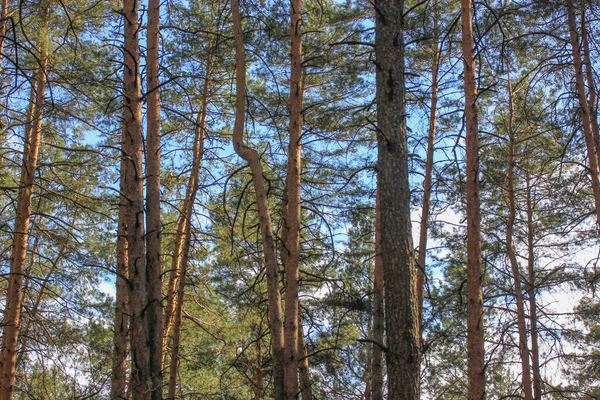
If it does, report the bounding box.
[231,2,285,397]
[145,0,163,397]
[566,0,600,231]
[374,0,421,397]
[121,1,150,398]
[111,158,130,400]
[505,73,533,400]
[166,61,212,400]
[460,1,486,399]
[525,176,543,400]
[416,5,440,332]
[0,5,48,398]
[371,190,384,400]
[283,0,304,396]
[297,307,312,400]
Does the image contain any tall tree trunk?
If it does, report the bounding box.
[111,157,130,400]
[416,2,440,332]
[526,175,543,400]
[0,0,9,72]
[0,4,49,398]
[581,9,599,151]
[505,71,533,400]
[231,2,285,397]
[122,0,150,398]
[460,1,486,399]
[374,0,421,397]
[297,307,312,400]
[166,61,212,400]
[566,0,600,231]
[145,0,163,397]
[371,190,384,400]
[283,0,304,396]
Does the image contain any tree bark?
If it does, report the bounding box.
[297,307,312,400]
[0,5,49,398]
[460,1,486,399]
[111,156,130,400]
[0,0,9,72]
[374,0,421,397]
[505,71,533,400]
[416,2,440,333]
[581,9,599,152]
[231,2,285,397]
[145,0,163,397]
[371,189,384,400]
[121,1,150,398]
[283,0,304,396]
[525,175,543,400]
[166,60,212,400]
[566,0,600,231]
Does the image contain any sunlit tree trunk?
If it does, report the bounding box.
[566,0,600,231]
[121,0,150,398]
[283,0,304,396]
[375,0,420,397]
[0,5,49,398]
[166,60,212,400]
[371,190,384,400]
[460,1,485,399]
[145,0,163,397]
[231,1,285,397]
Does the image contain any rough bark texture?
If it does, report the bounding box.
[416,6,440,332]
[122,1,150,398]
[111,157,130,400]
[0,5,48,398]
[297,307,312,400]
[566,0,600,231]
[231,2,285,397]
[374,0,421,397]
[581,10,599,151]
[371,190,384,400]
[283,0,304,396]
[0,0,9,71]
[526,176,543,400]
[145,0,163,397]
[505,74,533,400]
[460,1,486,399]
[166,61,212,400]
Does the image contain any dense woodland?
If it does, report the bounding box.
[0,0,600,399]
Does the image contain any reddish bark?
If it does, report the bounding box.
[460,1,486,399]
[231,1,285,397]
[0,6,49,398]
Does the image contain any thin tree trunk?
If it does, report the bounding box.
[460,1,485,399]
[0,5,49,398]
[566,0,600,231]
[526,176,543,400]
[416,3,440,333]
[254,335,263,400]
[375,0,421,397]
[112,156,130,400]
[145,0,163,397]
[122,0,149,398]
[166,61,212,400]
[297,307,312,400]
[283,0,304,395]
[581,9,599,151]
[371,190,384,400]
[231,2,285,397]
[505,71,533,400]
